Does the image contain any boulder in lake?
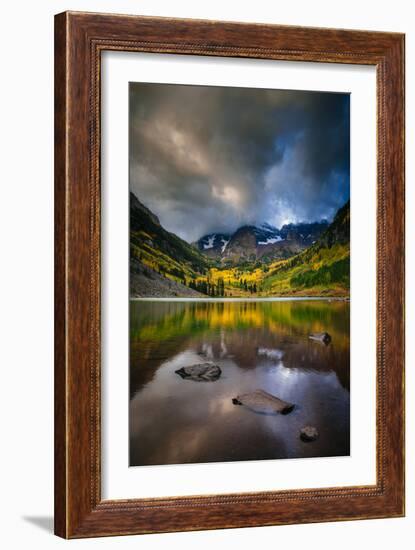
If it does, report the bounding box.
[300,426,319,442]
[232,389,295,415]
[309,332,331,345]
[175,363,222,382]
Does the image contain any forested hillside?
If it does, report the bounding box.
[130,192,350,298]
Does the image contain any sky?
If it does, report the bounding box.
[129,83,350,243]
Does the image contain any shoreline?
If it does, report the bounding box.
[130,296,350,302]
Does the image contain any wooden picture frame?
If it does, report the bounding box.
[54,11,405,538]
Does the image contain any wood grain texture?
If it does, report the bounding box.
[54,11,67,539]
[54,11,405,539]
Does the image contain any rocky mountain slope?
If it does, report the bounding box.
[195,233,231,259]
[129,190,349,297]
[130,192,209,297]
[195,220,328,265]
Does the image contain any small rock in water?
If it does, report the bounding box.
[309,332,331,345]
[232,389,295,415]
[175,363,221,382]
[300,426,319,442]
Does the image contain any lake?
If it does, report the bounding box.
[129,299,350,466]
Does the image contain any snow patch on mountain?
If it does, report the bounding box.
[258,236,284,245]
[253,223,284,246]
[203,235,216,250]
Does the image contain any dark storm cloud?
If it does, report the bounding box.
[129,83,350,243]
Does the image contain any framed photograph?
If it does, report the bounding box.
[54,11,405,538]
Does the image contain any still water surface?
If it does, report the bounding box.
[129,299,350,466]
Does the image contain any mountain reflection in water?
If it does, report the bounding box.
[129,299,350,466]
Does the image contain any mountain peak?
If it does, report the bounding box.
[259,222,279,231]
[195,219,329,264]
[130,192,160,227]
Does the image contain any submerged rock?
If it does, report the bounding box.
[232,389,295,415]
[300,426,319,442]
[309,332,331,345]
[175,363,222,382]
